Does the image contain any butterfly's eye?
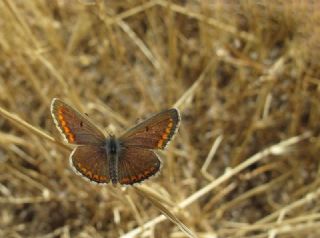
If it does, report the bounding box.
[80,121,83,127]
[145,126,149,132]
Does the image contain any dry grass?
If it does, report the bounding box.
[1,0,320,237]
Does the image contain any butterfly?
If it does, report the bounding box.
[51,98,180,185]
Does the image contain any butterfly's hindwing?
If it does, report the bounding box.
[117,146,161,185]
[70,145,110,184]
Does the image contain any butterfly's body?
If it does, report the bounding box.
[51,98,180,185]
[105,136,121,185]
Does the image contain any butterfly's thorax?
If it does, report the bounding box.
[105,136,121,185]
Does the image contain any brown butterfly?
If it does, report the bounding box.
[51,98,180,185]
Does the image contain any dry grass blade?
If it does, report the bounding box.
[33,53,83,110]
[215,171,293,219]
[179,132,311,209]
[117,20,161,71]
[0,131,34,148]
[156,0,257,42]
[0,195,52,204]
[201,135,223,181]
[3,0,39,48]
[87,101,129,127]
[173,58,214,109]
[134,187,196,238]
[98,0,158,26]
[257,187,320,225]
[0,105,68,150]
[136,184,175,207]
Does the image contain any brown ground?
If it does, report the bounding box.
[1,1,320,238]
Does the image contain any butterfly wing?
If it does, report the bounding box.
[70,145,110,184]
[51,98,105,145]
[119,108,180,150]
[117,147,161,185]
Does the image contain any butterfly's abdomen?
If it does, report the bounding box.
[105,137,121,185]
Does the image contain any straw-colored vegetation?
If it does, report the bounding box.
[1,1,320,237]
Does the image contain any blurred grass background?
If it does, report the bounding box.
[1,0,320,237]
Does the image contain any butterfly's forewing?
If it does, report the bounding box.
[119,108,180,150]
[117,147,161,185]
[51,98,105,145]
[70,145,110,184]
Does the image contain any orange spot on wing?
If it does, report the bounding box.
[162,134,168,140]
[157,139,163,148]
[58,109,64,117]
[164,119,174,135]
[87,171,93,178]
[69,134,75,143]
[61,120,67,127]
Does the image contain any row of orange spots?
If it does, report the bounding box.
[120,165,157,184]
[157,119,174,149]
[58,108,75,143]
[76,162,107,182]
